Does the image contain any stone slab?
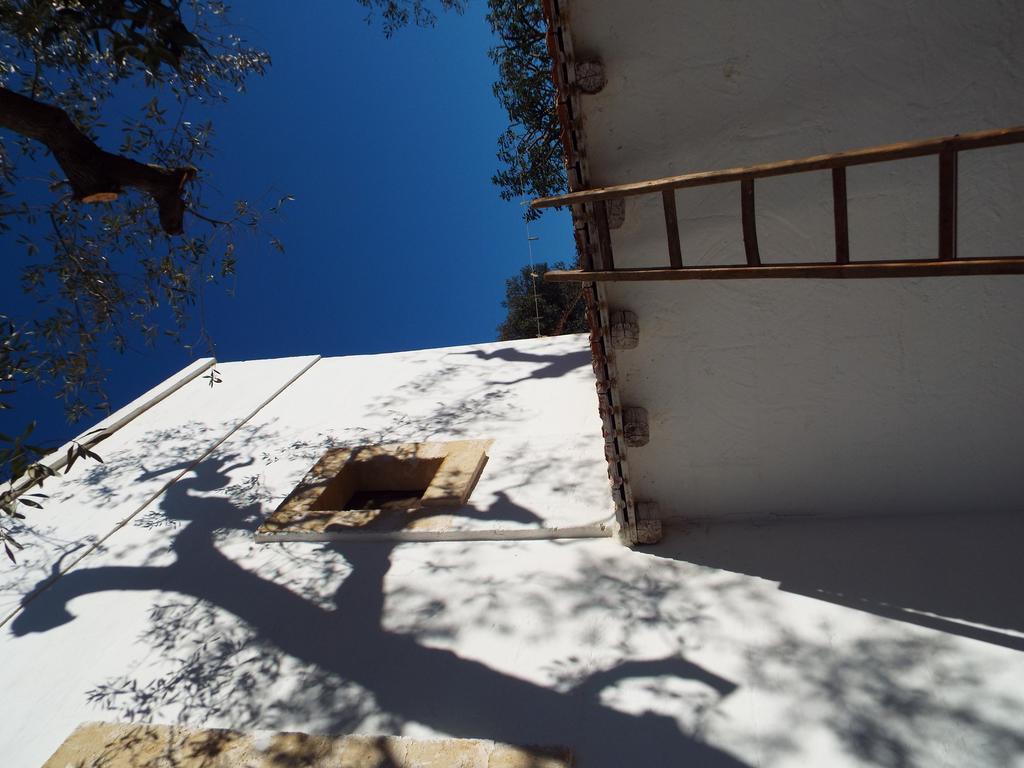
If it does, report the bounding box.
[41,722,573,768]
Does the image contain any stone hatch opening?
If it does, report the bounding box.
[257,440,491,541]
[310,454,445,512]
[344,488,428,511]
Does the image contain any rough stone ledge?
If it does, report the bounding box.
[43,721,574,768]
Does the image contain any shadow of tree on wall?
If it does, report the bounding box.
[364,339,592,428]
[10,445,749,767]
[6,336,603,614]
[656,516,1024,652]
[10,441,1024,766]
[9,337,1022,767]
[456,346,592,385]
[642,520,1024,766]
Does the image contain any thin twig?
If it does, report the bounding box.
[185,206,232,226]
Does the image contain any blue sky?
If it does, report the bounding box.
[2,1,574,451]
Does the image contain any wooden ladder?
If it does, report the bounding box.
[533,125,1024,282]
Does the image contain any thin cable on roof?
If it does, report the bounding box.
[521,200,543,338]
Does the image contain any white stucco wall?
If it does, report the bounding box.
[0,355,320,619]
[0,335,613,766]
[215,335,613,535]
[3,338,1023,768]
[565,0,1024,519]
[1,335,610,612]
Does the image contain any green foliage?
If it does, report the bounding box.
[0,0,568,557]
[0,1,271,131]
[355,0,466,37]
[0,0,275,422]
[486,0,564,220]
[497,262,586,341]
[0,1,281,552]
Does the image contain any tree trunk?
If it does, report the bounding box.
[0,87,195,234]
